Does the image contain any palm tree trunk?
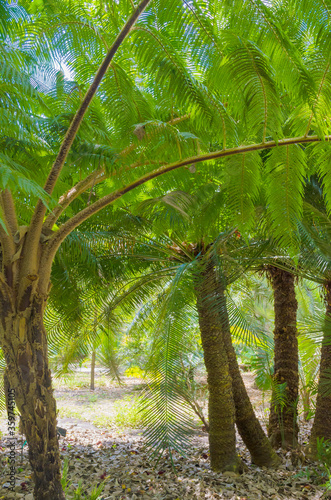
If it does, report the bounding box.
[195,260,240,472]
[308,281,331,454]
[267,266,299,449]
[217,286,279,467]
[0,287,64,500]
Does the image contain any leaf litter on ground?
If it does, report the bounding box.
[0,372,329,499]
[0,419,329,499]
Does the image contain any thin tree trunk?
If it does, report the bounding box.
[0,287,65,500]
[195,259,240,473]
[90,350,96,391]
[267,266,299,449]
[216,286,280,467]
[308,281,331,455]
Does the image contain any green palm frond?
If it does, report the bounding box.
[270,381,288,413]
[96,328,122,384]
[224,152,261,232]
[2,0,331,470]
[310,145,331,217]
[226,294,268,348]
[141,319,197,460]
[215,32,282,143]
[265,144,306,254]
[140,263,198,461]
[250,346,274,391]
[0,161,53,208]
[298,203,331,283]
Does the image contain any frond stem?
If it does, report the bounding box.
[22,0,151,274]
[42,0,151,197]
[43,133,331,263]
[0,191,16,265]
[43,159,163,229]
[0,190,18,236]
[43,170,106,231]
[43,116,189,229]
[0,226,15,269]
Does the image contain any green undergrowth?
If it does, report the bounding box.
[55,372,110,390]
[61,458,106,499]
[294,438,331,493]
[93,395,143,429]
[58,395,143,430]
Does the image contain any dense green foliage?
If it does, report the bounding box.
[1,0,331,493]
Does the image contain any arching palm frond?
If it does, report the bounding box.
[140,265,198,461]
[223,152,262,232]
[264,145,306,254]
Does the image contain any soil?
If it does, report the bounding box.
[0,370,328,499]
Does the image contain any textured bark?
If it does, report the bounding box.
[0,281,65,500]
[267,267,299,449]
[308,282,331,455]
[195,260,240,472]
[217,287,280,467]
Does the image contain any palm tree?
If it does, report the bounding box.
[298,202,331,454]
[46,189,281,470]
[257,177,331,453]
[0,3,152,498]
[194,243,279,469]
[113,189,281,469]
[194,251,240,471]
[265,265,299,449]
[1,0,330,495]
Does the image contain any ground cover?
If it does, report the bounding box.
[0,370,328,499]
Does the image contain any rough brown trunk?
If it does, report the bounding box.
[0,284,65,500]
[308,282,331,455]
[267,266,299,449]
[195,259,240,473]
[90,350,96,391]
[217,286,279,467]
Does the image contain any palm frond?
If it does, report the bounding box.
[141,264,197,461]
[265,144,306,254]
[224,151,261,232]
